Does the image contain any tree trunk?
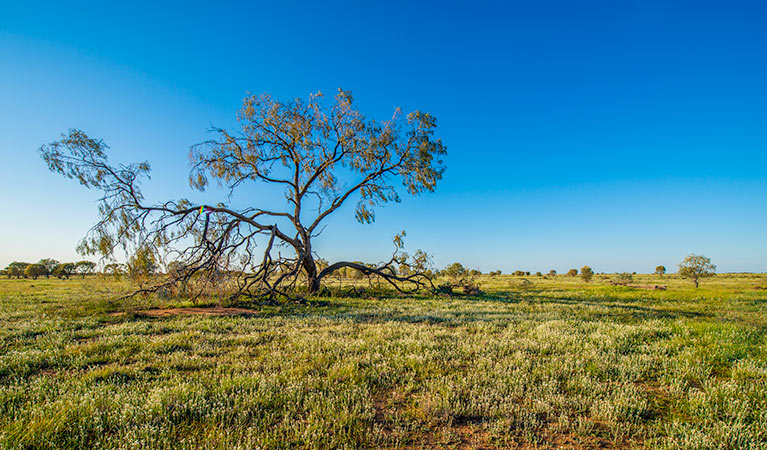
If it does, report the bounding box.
[302,255,320,294]
[694,278,699,288]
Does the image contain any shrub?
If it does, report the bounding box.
[443,262,467,283]
[567,269,578,277]
[614,272,633,285]
[580,265,594,282]
[461,281,483,295]
[435,283,454,295]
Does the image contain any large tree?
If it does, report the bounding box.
[40,89,446,300]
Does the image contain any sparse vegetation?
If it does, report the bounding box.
[580,265,594,282]
[567,268,578,277]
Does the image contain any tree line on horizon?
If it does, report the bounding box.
[2,254,717,290]
[1,259,96,279]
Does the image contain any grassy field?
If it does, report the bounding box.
[1,274,766,449]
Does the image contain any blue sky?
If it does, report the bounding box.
[1,0,765,273]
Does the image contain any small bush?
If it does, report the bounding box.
[435,283,454,295]
[614,272,633,285]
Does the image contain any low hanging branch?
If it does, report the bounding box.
[40,89,446,302]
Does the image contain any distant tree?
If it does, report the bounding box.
[409,250,433,275]
[548,269,557,276]
[512,270,526,276]
[535,271,542,277]
[678,254,716,288]
[103,263,125,279]
[53,263,76,279]
[655,265,666,276]
[443,262,467,283]
[127,247,158,284]
[75,260,96,278]
[488,270,502,277]
[24,264,47,280]
[38,259,59,278]
[615,272,633,285]
[5,262,30,279]
[580,265,594,282]
[567,268,578,277]
[469,269,481,277]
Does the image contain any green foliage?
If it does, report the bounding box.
[548,269,557,276]
[678,254,716,288]
[443,262,467,282]
[567,268,578,277]
[655,265,666,276]
[4,262,29,279]
[435,282,454,295]
[38,258,59,278]
[127,247,158,287]
[23,264,46,280]
[53,263,76,279]
[103,263,125,279]
[75,260,96,278]
[580,265,594,282]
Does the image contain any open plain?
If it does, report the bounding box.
[1,274,765,449]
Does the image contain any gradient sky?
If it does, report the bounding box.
[1,0,766,273]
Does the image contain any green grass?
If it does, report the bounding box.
[0,274,766,449]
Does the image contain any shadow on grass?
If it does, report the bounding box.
[101,289,722,328]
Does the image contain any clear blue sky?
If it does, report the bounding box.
[1,0,766,273]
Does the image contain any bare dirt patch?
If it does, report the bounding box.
[110,307,258,317]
